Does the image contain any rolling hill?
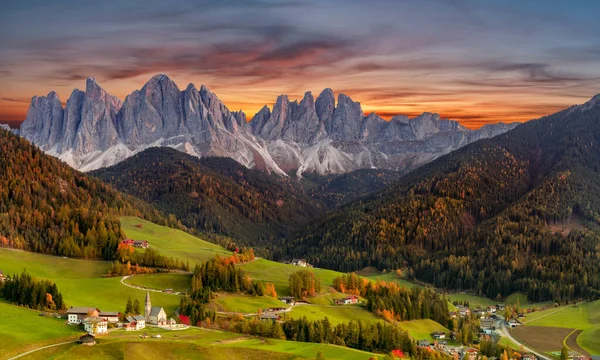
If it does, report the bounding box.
[287,95,600,303]
[0,128,166,259]
[92,147,326,248]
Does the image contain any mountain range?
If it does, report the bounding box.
[19,74,517,176]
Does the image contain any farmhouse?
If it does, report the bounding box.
[431,331,446,339]
[167,318,177,326]
[291,259,308,267]
[335,295,359,305]
[416,339,431,347]
[480,318,495,334]
[133,240,149,249]
[486,306,497,314]
[67,307,99,324]
[260,313,281,322]
[507,319,520,328]
[121,239,135,246]
[145,291,167,325]
[83,317,108,334]
[496,304,506,311]
[0,271,7,282]
[124,315,146,331]
[279,296,296,305]
[457,305,471,317]
[99,311,120,323]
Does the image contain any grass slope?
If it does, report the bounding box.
[0,300,83,360]
[399,319,451,341]
[19,327,378,360]
[522,300,600,355]
[287,304,382,325]
[120,216,231,264]
[211,294,288,314]
[125,274,191,293]
[0,248,181,315]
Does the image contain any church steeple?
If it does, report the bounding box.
[145,290,151,319]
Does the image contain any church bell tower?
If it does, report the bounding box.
[145,290,151,319]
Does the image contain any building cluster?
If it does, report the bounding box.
[67,291,175,335]
[290,259,312,267]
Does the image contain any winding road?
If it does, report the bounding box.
[6,340,77,360]
[497,316,550,360]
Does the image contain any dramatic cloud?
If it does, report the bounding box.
[1,0,599,128]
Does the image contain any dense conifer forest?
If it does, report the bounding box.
[92,147,325,250]
[0,129,166,259]
[286,103,600,302]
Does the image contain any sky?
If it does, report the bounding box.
[1,0,600,129]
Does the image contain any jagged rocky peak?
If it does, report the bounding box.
[19,73,521,175]
[20,91,64,148]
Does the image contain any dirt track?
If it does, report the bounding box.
[511,326,573,353]
[565,330,591,357]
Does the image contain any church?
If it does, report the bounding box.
[144,290,168,325]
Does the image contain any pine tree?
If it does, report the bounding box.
[561,346,569,360]
[133,299,140,315]
[125,297,133,315]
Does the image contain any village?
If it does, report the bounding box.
[63,290,186,345]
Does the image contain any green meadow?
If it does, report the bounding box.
[125,273,191,293]
[398,319,451,341]
[17,327,378,360]
[0,300,83,360]
[120,216,231,264]
[210,293,289,314]
[0,248,181,316]
[287,304,382,325]
[522,300,600,355]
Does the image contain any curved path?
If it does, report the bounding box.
[120,275,187,295]
[7,340,77,360]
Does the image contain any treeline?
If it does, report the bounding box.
[116,244,190,271]
[179,254,273,325]
[333,274,449,324]
[289,269,321,299]
[0,129,167,260]
[0,270,64,310]
[228,316,447,359]
[286,102,600,302]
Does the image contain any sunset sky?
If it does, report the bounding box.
[1,0,600,129]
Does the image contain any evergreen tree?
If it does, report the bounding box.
[133,299,141,315]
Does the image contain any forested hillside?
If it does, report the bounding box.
[92,148,325,248]
[0,129,165,259]
[287,96,600,302]
[299,169,401,207]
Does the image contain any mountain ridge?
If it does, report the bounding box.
[19,74,518,176]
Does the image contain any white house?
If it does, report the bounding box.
[83,317,108,334]
[124,315,146,331]
[67,307,98,324]
[291,259,308,267]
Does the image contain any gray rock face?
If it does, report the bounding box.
[19,74,520,176]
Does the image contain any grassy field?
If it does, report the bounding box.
[446,293,497,308]
[497,336,522,350]
[521,300,600,355]
[121,216,231,265]
[239,258,343,296]
[125,273,191,293]
[363,272,422,289]
[211,294,289,314]
[19,327,378,360]
[398,319,451,341]
[0,300,84,360]
[0,248,181,315]
[287,304,382,325]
